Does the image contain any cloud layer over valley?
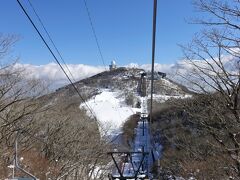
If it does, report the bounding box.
[13,54,238,91]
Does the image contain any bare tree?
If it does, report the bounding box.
[174,0,240,177]
[0,34,51,178]
[0,34,111,179]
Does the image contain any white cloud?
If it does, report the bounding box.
[12,55,239,91]
[13,62,106,89]
[126,63,176,73]
[11,62,182,90]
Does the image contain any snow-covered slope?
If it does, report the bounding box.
[77,68,192,136]
[80,89,141,136]
[42,67,192,137]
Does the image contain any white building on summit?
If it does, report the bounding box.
[109,60,117,71]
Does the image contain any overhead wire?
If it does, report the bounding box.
[17,0,154,141]
[83,0,142,124]
[26,0,76,83]
[31,0,128,125]
[19,0,123,139]
[27,0,109,119]
[150,0,158,124]
[82,0,107,70]
[81,0,129,124]
[16,0,98,122]
[25,0,98,118]
[15,3,159,174]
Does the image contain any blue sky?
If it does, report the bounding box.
[0,0,201,66]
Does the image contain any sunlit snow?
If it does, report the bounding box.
[80,89,141,136]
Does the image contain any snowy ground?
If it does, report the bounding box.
[80,89,192,179]
[80,89,141,136]
[111,97,160,179]
[80,89,191,137]
[150,94,192,103]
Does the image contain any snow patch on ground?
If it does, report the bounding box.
[150,94,192,103]
[161,78,179,89]
[80,89,191,136]
[80,89,141,136]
